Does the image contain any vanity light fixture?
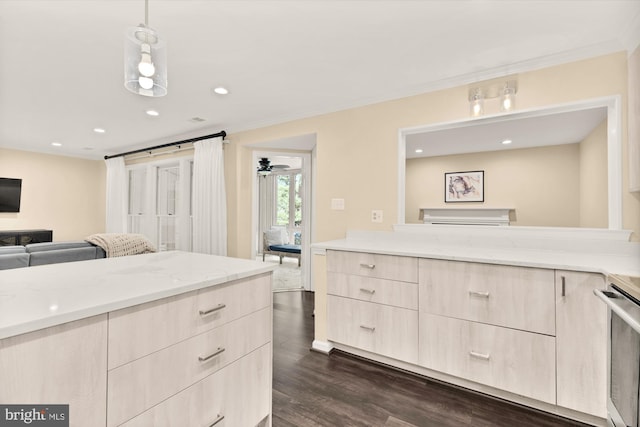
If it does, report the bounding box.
[124,0,167,97]
[468,78,518,116]
[469,89,484,117]
[500,83,516,112]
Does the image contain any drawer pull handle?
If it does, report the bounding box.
[359,288,376,294]
[199,347,226,363]
[469,350,491,360]
[468,290,490,298]
[360,325,376,332]
[199,303,226,316]
[561,276,566,297]
[360,263,375,269]
[208,414,225,426]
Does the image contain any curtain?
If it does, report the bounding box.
[105,157,127,233]
[192,137,227,255]
[258,174,277,251]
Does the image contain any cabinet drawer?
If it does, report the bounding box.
[327,250,418,283]
[107,307,271,427]
[120,344,271,427]
[327,295,418,363]
[327,272,418,309]
[419,314,556,404]
[108,273,271,369]
[419,259,555,335]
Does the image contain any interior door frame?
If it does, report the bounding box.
[251,150,314,291]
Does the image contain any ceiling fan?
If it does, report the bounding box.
[257,157,290,176]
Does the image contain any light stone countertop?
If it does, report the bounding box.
[0,251,276,340]
[312,228,640,278]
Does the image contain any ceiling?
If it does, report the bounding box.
[0,1,638,160]
[405,107,608,158]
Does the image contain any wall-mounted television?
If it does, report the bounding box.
[0,178,22,213]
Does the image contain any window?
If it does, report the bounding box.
[275,170,302,234]
[126,158,193,252]
[156,165,179,251]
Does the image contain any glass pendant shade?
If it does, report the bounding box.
[500,86,516,112]
[124,25,167,97]
[470,91,484,117]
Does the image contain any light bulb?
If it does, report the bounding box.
[139,76,154,90]
[500,86,515,112]
[470,89,484,117]
[138,57,155,77]
[137,44,155,77]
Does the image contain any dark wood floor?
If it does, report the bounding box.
[272,291,591,427]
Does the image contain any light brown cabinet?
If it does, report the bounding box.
[107,273,272,426]
[326,249,608,423]
[326,250,419,364]
[420,313,556,404]
[0,315,108,427]
[419,259,556,335]
[0,272,272,427]
[555,270,607,418]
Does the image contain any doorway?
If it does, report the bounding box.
[250,136,315,291]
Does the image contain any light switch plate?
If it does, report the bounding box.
[371,210,383,223]
[331,198,345,210]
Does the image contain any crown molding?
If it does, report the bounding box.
[226,41,627,137]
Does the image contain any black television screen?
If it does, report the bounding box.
[0,178,22,212]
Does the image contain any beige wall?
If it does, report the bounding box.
[0,148,106,241]
[225,51,639,343]
[629,45,640,192]
[579,120,609,227]
[406,144,582,227]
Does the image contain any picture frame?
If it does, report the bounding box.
[445,170,484,202]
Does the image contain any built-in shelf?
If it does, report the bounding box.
[421,208,513,226]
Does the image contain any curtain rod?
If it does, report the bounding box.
[104,130,227,160]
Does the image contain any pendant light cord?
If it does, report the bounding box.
[144,0,149,26]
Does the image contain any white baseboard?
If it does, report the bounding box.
[311,340,334,354]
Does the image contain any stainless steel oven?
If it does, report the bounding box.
[595,275,640,427]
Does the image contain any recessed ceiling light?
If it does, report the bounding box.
[146,109,159,116]
[51,142,62,147]
[501,139,512,145]
[415,149,423,153]
[213,87,229,95]
[94,128,106,133]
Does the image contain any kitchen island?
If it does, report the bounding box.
[0,251,276,427]
[313,226,640,427]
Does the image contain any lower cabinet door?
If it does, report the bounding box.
[120,343,272,427]
[327,295,418,364]
[0,315,107,427]
[419,314,556,404]
[555,271,607,418]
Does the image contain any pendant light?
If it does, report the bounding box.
[124,0,167,97]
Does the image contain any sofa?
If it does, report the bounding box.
[0,241,106,270]
[262,229,301,267]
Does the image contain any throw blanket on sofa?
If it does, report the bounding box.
[86,233,156,258]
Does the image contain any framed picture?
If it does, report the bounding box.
[445,170,484,202]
